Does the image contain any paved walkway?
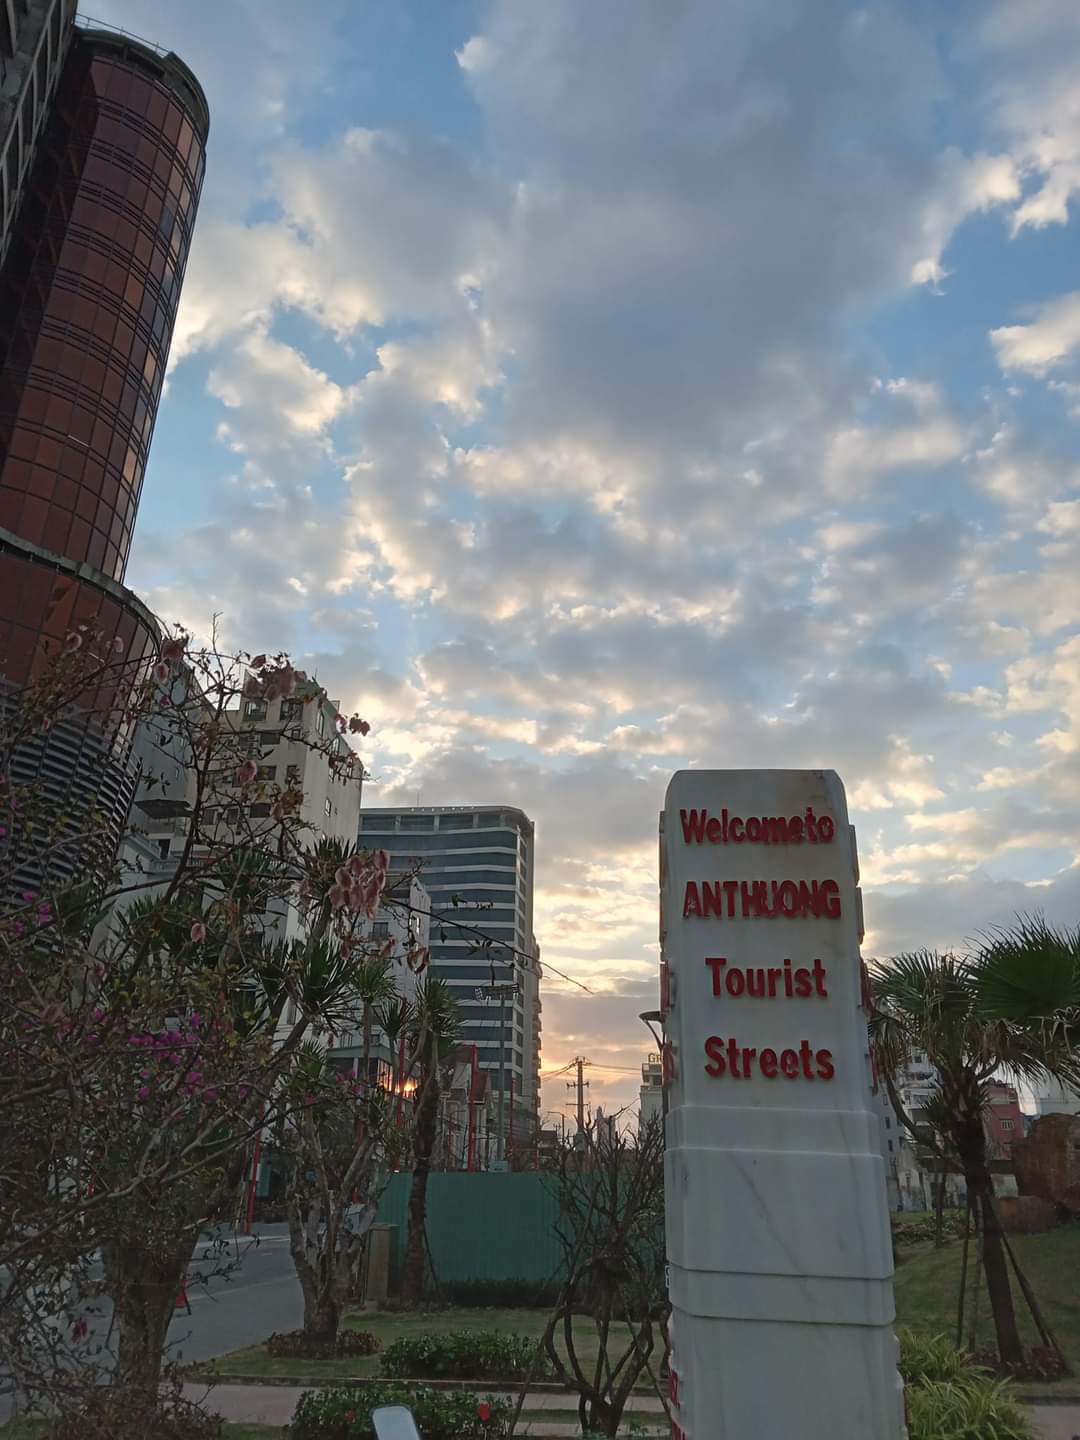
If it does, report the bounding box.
[182,1382,1079,1437]
[181,1381,666,1430]
[1028,1406,1080,1440]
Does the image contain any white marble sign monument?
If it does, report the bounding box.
[660,769,906,1439]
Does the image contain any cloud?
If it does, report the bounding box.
[978,0,1080,233]
[125,0,1080,1118]
[208,328,348,438]
[990,292,1080,376]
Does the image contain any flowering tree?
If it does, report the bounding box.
[0,624,393,1434]
[278,975,455,1349]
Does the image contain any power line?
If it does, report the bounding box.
[382,891,594,994]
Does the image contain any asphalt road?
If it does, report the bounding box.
[1,1225,303,1423]
[167,1223,302,1366]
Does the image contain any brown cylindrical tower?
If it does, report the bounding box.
[0,25,209,580]
[0,26,208,903]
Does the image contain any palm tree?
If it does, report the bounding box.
[401,978,460,1305]
[869,919,1080,1369]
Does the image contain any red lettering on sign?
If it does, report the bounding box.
[704,1036,837,1081]
[680,807,836,845]
[703,956,829,999]
[704,1035,726,1077]
[683,878,842,920]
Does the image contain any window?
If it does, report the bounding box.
[157,839,169,859]
[316,708,326,737]
[257,765,276,782]
[888,1141,894,1152]
[324,797,332,817]
[281,699,303,722]
[250,802,271,818]
[372,920,390,940]
[999,1118,1015,1131]
[243,698,267,721]
[286,764,301,783]
[885,1116,891,1129]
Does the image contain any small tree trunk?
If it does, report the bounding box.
[401,1056,439,1305]
[956,1126,1024,1369]
[106,1238,190,1404]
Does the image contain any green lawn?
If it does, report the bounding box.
[895,1223,1080,1392]
[0,1426,282,1439]
[205,1305,640,1385]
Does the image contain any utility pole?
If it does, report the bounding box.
[497,985,507,1165]
[476,979,518,1167]
[567,1057,589,1135]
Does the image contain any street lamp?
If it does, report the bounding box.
[638,1010,668,1121]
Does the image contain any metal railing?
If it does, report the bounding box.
[74,13,170,58]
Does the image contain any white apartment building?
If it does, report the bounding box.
[639,1053,663,1131]
[115,672,363,959]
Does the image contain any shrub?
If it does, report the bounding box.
[439,1278,561,1308]
[266,1328,380,1360]
[891,1214,967,1247]
[906,1375,1036,1439]
[899,1330,973,1385]
[291,1383,511,1439]
[380,1329,550,1381]
[899,1332,1037,1440]
[48,1391,223,1440]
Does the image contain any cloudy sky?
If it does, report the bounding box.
[98,0,1080,1119]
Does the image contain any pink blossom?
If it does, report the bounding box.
[40,717,51,732]
[236,759,258,785]
[348,716,370,736]
[0,825,7,840]
[13,921,24,936]
[160,635,186,666]
[21,891,33,903]
[190,1012,202,1027]
[251,654,266,668]
[137,1086,150,1100]
[140,1069,151,1079]
[93,1007,104,1021]
[328,883,346,912]
[112,637,125,653]
[190,921,206,944]
[154,661,171,684]
[243,675,262,698]
[64,631,83,653]
[202,1088,217,1102]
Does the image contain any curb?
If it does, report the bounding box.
[188,1372,657,1398]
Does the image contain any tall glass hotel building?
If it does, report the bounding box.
[358,806,542,1138]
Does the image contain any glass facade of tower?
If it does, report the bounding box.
[358,806,541,1117]
[0,27,208,582]
[0,26,207,903]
